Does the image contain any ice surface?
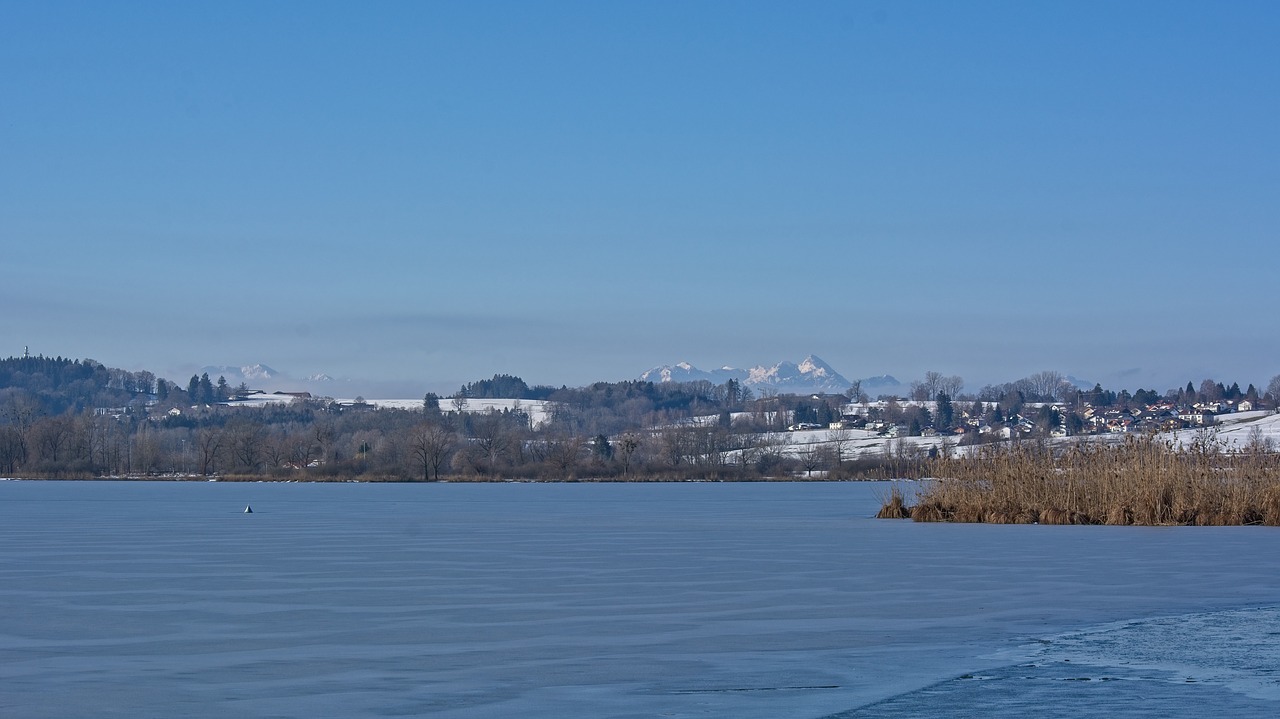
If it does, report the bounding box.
[833,606,1280,717]
[2,481,1278,718]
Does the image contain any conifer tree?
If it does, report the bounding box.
[936,392,954,430]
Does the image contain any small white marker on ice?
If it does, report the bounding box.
[244,505,253,514]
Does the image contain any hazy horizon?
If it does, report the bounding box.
[4,3,1278,395]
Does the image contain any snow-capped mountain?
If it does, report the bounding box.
[746,355,851,393]
[199,364,280,384]
[639,362,748,385]
[640,355,857,394]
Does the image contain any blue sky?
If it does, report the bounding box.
[3,1,1278,395]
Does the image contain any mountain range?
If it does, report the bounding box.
[639,355,899,394]
[199,364,281,383]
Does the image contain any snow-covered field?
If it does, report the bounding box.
[2,481,1277,718]
[341,397,554,426]
[767,427,954,460]
[1164,410,1280,450]
[751,411,1280,462]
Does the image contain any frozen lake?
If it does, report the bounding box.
[2,480,1278,717]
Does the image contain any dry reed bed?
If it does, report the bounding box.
[878,434,1280,526]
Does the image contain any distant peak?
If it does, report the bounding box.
[797,355,836,377]
[240,364,277,380]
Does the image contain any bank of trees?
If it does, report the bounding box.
[0,359,818,480]
[0,400,806,480]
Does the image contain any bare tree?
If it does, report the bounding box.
[733,432,761,471]
[262,430,289,469]
[91,417,129,475]
[0,427,24,473]
[659,426,692,467]
[195,428,224,475]
[616,433,642,475]
[408,421,456,480]
[544,434,584,477]
[913,372,963,401]
[289,433,317,470]
[799,444,830,476]
[694,427,733,468]
[882,398,905,424]
[131,424,158,475]
[923,371,944,400]
[938,375,965,399]
[33,416,73,464]
[230,421,265,472]
[828,428,854,467]
[754,433,787,475]
[1244,425,1274,454]
[1,392,41,467]
[470,412,511,476]
[1027,371,1066,400]
[312,421,337,464]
